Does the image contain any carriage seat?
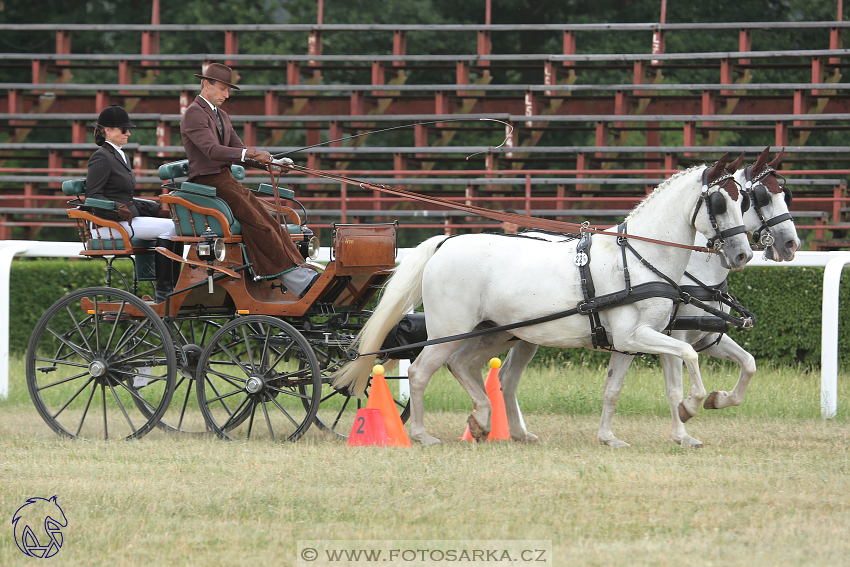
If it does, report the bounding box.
[62,178,159,254]
[164,181,243,240]
[157,159,245,183]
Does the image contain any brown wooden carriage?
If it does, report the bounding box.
[26,161,407,442]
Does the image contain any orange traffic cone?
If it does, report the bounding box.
[347,408,391,446]
[460,358,510,442]
[365,365,411,447]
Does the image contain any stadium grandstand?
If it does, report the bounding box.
[0,0,848,249]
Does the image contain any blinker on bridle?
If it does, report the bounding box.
[691,169,747,251]
[742,164,794,247]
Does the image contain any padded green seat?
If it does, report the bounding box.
[89,237,157,251]
[158,159,245,181]
[62,179,85,196]
[171,182,242,237]
[257,183,295,200]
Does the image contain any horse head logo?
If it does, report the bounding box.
[12,496,67,559]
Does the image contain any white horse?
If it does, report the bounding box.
[333,157,754,445]
[467,147,799,447]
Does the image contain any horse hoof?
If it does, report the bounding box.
[600,438,630,449]
[704,391,720,410]
[467,414,489,443]
[678,402,693,423]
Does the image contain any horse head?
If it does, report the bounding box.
[692,153,753,271]
[737,146,800,261]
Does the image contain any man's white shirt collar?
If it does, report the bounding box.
[199,95,217,112]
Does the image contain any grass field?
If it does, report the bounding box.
[1,356,848,567]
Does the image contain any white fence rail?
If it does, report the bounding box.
[1,240,846,417]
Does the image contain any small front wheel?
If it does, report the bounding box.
[195,316,322,442]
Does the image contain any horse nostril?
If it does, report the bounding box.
[786,239,798,252]
[736,253,748,266]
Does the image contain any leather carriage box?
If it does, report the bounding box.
[332,222,397,275]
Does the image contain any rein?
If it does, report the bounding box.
[288,164,721,255]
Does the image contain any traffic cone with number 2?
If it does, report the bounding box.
[348,365,411,447]
[460,358,510,441]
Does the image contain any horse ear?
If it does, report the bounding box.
[752,146,770,174]
[768,146,785,169]
[727,152,746,173]
[707,153,728,183]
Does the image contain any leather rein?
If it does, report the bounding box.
[286,164,724,255]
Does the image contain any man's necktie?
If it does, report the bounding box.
[214,107,224,140]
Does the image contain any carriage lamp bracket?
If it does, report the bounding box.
[345,349,359,361]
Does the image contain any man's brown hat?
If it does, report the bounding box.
[194,63,240,90]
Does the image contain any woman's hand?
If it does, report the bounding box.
[157,206,173,219]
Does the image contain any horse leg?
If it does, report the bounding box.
[500,341,540,443]
[615,327,705,437]
[445,336,505,442]
[659,353,703,448]
[407,342,458,446]
[598,353,634,448]
[701,336,757,410]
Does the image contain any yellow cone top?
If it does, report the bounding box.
[372,364,385,376]
[489,358,502,369]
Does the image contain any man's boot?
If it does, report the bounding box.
[154,238,178,303]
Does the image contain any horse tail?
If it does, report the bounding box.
[331,234,448,396]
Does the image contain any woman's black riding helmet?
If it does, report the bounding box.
[93,104,135,145]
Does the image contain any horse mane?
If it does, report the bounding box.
[624,165,703,222]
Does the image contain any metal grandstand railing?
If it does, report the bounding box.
[1,20,848,247]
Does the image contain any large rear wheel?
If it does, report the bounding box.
[26,287,176,440]
[195,316,322,442]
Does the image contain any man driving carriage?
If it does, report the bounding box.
[179,62,318,297]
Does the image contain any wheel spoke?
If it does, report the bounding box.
[221,392,251,430]
[34,356,88,369]
[45,327,93,363]
[93,296,102,352]
[241,323,257,372]
[177,379,193,430]
[37,370,91,392]
[75,380,98,437]
[267,393,300,428]
[65,305,95,354]
[265,384,312,401]
[51,376,96,419]
[203,366,247,389]
[203,385,245,406]
[261,397,275,441]
[107,381,137,434]
[104,300,127,351]
[245,400,257,439]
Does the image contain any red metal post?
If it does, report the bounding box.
[225,31,239,68]
[562,30,576,68]
[141,0,160,71]
[775,121,788,147]
[720,59,733,96]
[524,90,535,127]
[456,61,470,96]
[812,57,824,95]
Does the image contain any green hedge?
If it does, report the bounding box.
[8,260,850,368]
[9,258,139,353]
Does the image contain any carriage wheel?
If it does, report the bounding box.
[136,316,234,435]
[26,287,176,441]
[195,316,322,442]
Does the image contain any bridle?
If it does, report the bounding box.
[690,169,748,252]
[742,164,794,248]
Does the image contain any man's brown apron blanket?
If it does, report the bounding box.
[194,166,303,278]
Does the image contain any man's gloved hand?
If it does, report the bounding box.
[244,147,273,165]
[270,157,294,174]
[116,203,133,224]
[157,206,172,219]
